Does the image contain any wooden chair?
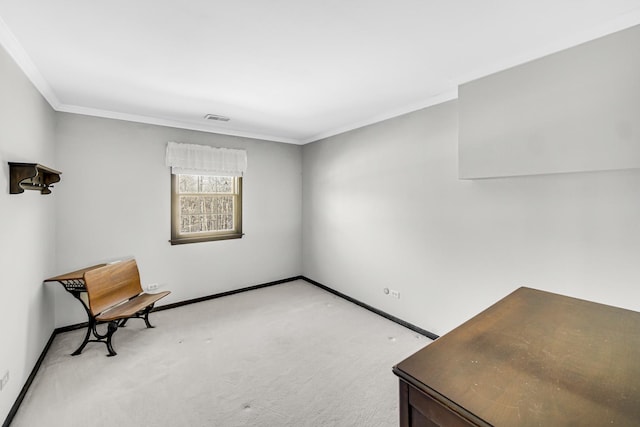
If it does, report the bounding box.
[76,259,170,356]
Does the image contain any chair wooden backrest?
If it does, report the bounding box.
[83,259,143,316]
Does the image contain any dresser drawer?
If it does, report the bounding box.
[405,382,476,427]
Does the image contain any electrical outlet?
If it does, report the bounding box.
[384,288,400,299]
[0,370,9,391]
[147,283,159,291]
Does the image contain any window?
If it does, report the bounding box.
[165,142,246,245]
[170,174,242,245]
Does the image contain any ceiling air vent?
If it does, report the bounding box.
[204,114,230,122]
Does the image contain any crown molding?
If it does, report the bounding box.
[0,15,303,145]
[301,89,458,144]
[0,15,61,109]
[55,103,303,145]
[3,8,640,147]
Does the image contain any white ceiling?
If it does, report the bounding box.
[1,1,640,144]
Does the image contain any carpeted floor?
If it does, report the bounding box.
[10,280,431,427]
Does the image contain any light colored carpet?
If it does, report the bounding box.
[11,280,430,427]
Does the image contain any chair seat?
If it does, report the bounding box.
[96,291,170,322]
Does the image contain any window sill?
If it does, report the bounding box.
[169,233,243,245]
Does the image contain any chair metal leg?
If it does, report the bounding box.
[71,318,95,356]
[72,319,120,356]
[143,305,156,328]
[70,304,159,356]
[105,321,119,357]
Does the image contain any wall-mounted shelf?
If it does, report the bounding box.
[8,162,62,195]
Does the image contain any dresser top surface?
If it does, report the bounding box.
[394,287,640,426]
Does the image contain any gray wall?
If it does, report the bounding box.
[302,100,640,336]
[54,113,303,326]
[0,44,57,420]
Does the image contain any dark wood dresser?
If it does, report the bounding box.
[393,287,640,426]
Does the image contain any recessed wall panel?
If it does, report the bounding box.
[459,24,640,179]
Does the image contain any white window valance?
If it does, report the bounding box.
[165,142,247,176]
